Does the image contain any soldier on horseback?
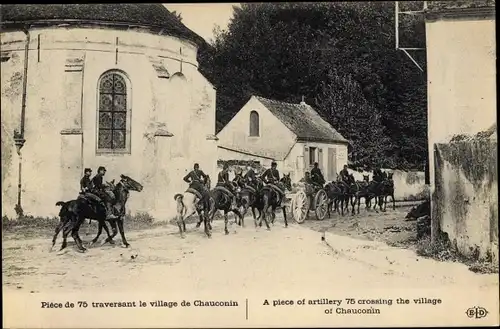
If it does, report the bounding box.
[80,168,93,194]
[261,161,284,205]
[244,165,257,186]
[216,163,238,209]
[310,162,325,187]
[339,165,351,191]
[90,166,117,220]
[233,167,245,188]
[183,163,210,207]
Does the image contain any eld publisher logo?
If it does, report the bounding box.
[466,307,489,319]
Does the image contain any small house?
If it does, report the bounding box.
[216,95,349,183]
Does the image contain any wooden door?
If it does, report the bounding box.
[328,147,337,181]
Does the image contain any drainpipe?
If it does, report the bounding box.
[14,26,30,217]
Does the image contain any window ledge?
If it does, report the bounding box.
[154,129,174,137]
[96,149,131,156]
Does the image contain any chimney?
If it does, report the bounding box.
[300,95,307,106]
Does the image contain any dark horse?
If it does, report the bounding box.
[325,180,350,216]
[233,175,264,226]
[174,176,212,239]
[255,174,292,230]
[51,174,144,252]
[380,172,396,211]
[205,181,244,235]
[351,175,377,214]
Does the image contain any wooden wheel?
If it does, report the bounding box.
[292,190,310,224]
[314,189,328,221]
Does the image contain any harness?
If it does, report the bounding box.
[213,185,233,196]
[193,170,205,182]
[265,183,285,196]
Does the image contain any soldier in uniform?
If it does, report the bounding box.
[183,163,210,206]
[90,166,117,219]
[217,163,238,208]
[339,165,351,191]
[232,166,245,189]
[243,165,257,185]
[261,161,284,204]
[310,162,325,187]
[80,168,93,194]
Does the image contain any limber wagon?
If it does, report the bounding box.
[287,182,329,224]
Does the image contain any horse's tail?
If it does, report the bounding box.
[55,201,73,226]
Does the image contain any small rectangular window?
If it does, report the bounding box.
[309,147,316,165]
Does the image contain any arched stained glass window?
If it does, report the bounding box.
[249,110,260,137]
[97,71,129,151]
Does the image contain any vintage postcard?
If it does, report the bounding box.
[2,2,498,328]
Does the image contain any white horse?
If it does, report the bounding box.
[174,177,212,239]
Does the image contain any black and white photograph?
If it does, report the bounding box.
[1,2,498,328]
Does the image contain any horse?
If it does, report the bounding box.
[325,177,353,216]
[233,176,264,225]
[380,172,395,211]
[83,179,117,236]
[255,174,292,230]
[323,181,345,217]
[174,175,212,239]
[206,181,244,235]
[370,171,388,210]
[52,174,143,252]
[351,175,376,214]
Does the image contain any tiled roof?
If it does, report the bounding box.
[255,96,349,144]
[0,4,205,46]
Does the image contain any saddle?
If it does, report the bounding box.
[79,192,103,203]
[186,187,203,200]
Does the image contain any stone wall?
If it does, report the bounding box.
[433,138,498,262]
[351,169,429,201]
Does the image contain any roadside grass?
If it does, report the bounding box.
[416,234,498,274]
[2,212,167,239]
[2,210,227,239]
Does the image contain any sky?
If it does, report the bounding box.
[164,3,240,43]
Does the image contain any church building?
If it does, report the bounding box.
[1,4,218,220]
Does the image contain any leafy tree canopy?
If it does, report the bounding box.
[198,2,427,170]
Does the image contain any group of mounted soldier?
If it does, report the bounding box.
[180,160,393,218]
[67,160,393,246]
[79,166,118,220]
[181,161,287,211]
[306,163,395,215]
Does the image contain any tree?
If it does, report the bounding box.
[315,69,394,168]
[197,2,428,169]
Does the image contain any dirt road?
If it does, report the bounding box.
[3,208,499,327]
[3,208,497,294]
